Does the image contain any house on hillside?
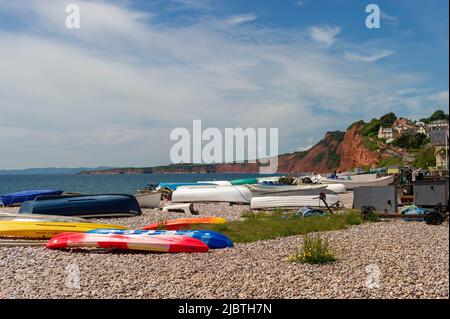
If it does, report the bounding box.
[378,126,397,140]
[394,125,415,136]
[430,129,449,169]
[428,119,449,131]
[415,123,429,137]
[394,118,414,127]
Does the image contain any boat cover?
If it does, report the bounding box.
[0,189,63,206]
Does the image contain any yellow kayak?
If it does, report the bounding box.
[0,221,128,239]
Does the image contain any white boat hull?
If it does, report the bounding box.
[172,185,253,203]
[322,174,394,190]
[135,193,161,208]
[248,183,346,194]
[250,194,340,209]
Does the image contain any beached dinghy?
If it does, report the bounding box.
[18,194,141,218]
[0,221,128,239]
[142,217,227,230]
[247,183,346,194]
[0,213,88,223]
[250,193,340,210]
[88,229,233,249]
[135,192,161,208]
[0,189,64,206]
[47,232,209,253]
[171,185,253,203]
[321,174,394,190]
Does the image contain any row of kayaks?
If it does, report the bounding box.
[0,217,231,252]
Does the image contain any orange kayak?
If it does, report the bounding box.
[142,217,227,230]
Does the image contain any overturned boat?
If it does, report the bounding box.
[321,174,394,190]
[250,191,340,210]
[171,185,253,204]
[246,183,346,194]
[19,194,141,218]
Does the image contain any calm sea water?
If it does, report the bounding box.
[0,173,280,195]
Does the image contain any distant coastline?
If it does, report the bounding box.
[0,167,113,175]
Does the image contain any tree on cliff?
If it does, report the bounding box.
[380,112,397,126]
[420,110,449,124]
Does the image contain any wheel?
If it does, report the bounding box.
[361,206,376,215]
[424,211,444,225]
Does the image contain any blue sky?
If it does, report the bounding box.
[0,0,448,169]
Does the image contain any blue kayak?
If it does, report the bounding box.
[157,182,214,191]
[88,229,233,249]
[19,194,141,218]
[0,189,63,206]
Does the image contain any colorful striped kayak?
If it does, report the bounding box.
[47,232,209,253]
[0,221,128,239]
[142,217,227,230]
[88,229,233,249]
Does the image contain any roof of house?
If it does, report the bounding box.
[430,129,449,146]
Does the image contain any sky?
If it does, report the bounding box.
[0,0,448,169]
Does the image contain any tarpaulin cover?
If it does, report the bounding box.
[0,189,63,206]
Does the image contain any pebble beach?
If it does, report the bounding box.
[0,192,448,299]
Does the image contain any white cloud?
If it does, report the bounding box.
[345,50,395,63]
[428,90,449,106]
[308,25,340,47]
[381,11,399,26]
[225,13,257,25]
[296,0,311,7]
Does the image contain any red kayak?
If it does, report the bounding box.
[46,232,209,253]
[142,217,227,230]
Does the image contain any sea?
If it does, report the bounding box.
[0,173,282,195]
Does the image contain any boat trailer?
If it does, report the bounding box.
[360,203,449,225]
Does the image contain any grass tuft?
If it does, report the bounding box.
[288,233,337,264]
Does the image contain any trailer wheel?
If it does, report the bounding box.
[361,206,376,216]
[424,211,444,225]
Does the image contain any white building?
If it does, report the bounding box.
[378,126,394,139]
[428,119,449,131]
[416,125,429,137]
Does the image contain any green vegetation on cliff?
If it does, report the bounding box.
[414,146,436,168]
[392,133,428,150]
[420,109,449,124]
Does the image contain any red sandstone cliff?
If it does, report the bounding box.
[337,125,380,172]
